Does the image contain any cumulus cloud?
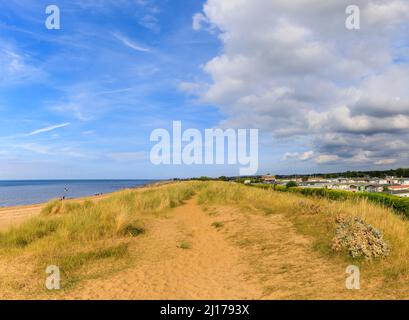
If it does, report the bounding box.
[315,155,340,164]
[192,13,209,31]
[374,159,397,165]
[283,151,314,161]
[187,0,409,168]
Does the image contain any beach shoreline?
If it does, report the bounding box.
[0,179,164,208]
[0,180,172,231]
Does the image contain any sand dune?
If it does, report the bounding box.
[0,193,112,231]
[50,198,377,299]
[0,182,404,299]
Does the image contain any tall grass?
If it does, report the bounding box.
[4,180,409,295]
[0,182,199,292]
[197,181,409,282]
[251,184,409,217]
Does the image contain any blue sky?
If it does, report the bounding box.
[1,0,408,179]
[0,0,227,179]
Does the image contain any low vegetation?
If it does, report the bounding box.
[0,182,199,295]
[211,221,224,229]
[331,216,390,259]
[178,241,192,250]
[252,184,409,217]
[197,181,409,286]
[2,180,409,298]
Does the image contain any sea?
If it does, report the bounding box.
[0,180,161,207]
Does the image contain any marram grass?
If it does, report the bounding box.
[197,182,409,283]
[0,182,200,293]
[2,180,409,296]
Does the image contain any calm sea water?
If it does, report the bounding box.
[0,180,160,207]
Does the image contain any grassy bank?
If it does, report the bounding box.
[2,180,409,298]
[197,182,409,287]
[250,183,409,218]
[0,182,200,295]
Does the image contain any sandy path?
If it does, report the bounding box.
[210,206,388,299]
[2,194,387,299]
[0,194,112,231]
[211,206,347,299]
[64,198,262,299]
[56,198,380,300]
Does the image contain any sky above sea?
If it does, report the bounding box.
[0,1,408,179]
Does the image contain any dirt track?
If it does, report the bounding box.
[60,198,377,299]
[1,196,388,299]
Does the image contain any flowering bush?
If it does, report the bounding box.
[331,216,390,259]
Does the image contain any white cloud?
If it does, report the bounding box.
[27,123,70,136]
[374,159,397,165]
[19,143,50,155]
[112,32,151,52]
[315,155,340,164]
[50,83,141,121]
[192,13,208,31]
[187,0,409,167]
[139,14,160,32]
[0,44,45,86]
[299,151,314,161]
[283,151,314,161]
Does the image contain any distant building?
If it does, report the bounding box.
[398,179,409,185]
[389,190,409,198]
[330,183,351,191]
[386,177,400,184]
[387,185,409,191]
[365,184,388,193]
[349,184,367,192]
[262,175,276,184]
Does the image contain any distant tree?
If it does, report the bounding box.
[218,176,229,181]
[286,181,298,188]
[251,176,262,183]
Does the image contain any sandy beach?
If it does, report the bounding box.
[0,204,44,231]
[0,193,115,231]
[0,180,173,231]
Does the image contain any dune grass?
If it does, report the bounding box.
[197,181,409,286]
[0,182,199,295]
[3,180,409,297]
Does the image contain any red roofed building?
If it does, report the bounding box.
[387,185,409,191]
